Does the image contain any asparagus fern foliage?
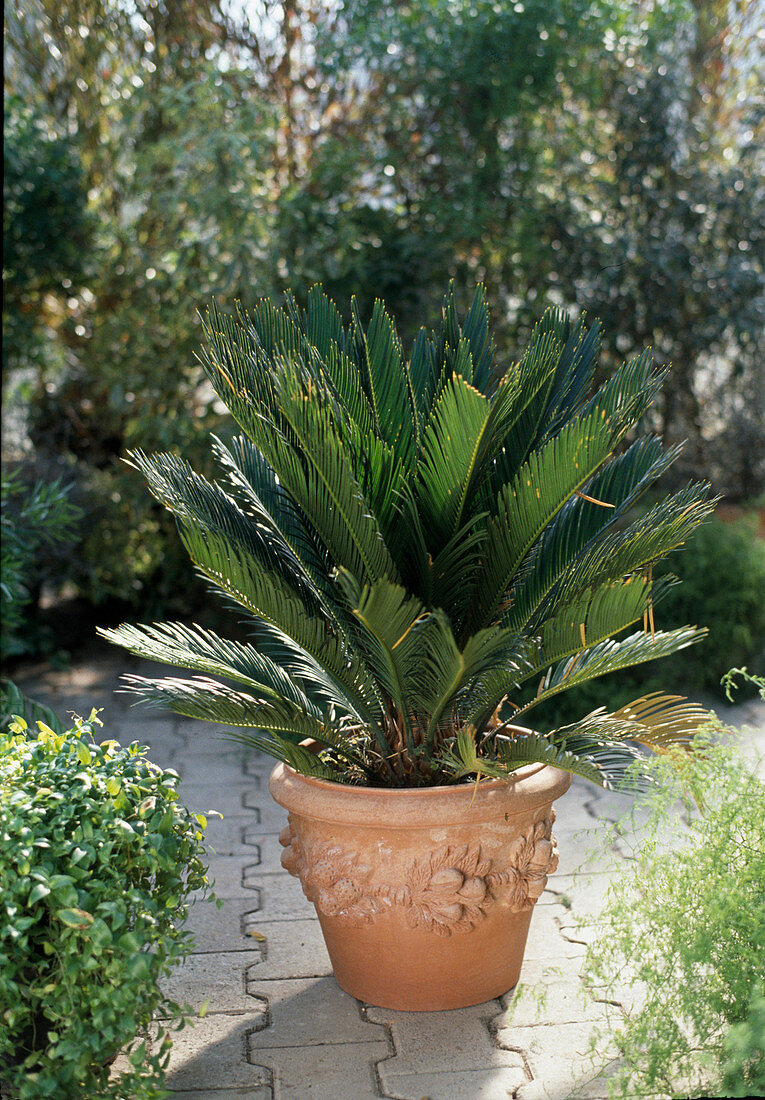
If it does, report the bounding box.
[100,285,715,788]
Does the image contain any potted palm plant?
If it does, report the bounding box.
[101,284,714,1010]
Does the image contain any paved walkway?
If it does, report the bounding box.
[13,649,765,1100]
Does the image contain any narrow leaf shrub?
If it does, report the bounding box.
[0,708,215,1100]
[582,683,765,1098]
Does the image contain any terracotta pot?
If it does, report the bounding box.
[269,759,572,1011]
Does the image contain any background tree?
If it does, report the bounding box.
[2,0,762,652]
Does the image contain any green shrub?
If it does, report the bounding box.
[582,683,765,1097]
[0,469,82,662]
[0,708,215,1100]
[0,681,64,737]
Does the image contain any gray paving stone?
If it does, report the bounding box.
[242,919,332,980]
[185,898,330,975]
[206,836,290,878]
[368,1001,525,1077]
[238,874,314,920]
[169,1090,272,1099]
[246,976,389,1047]
[379,1067,530,1100]
[523,906,588,962]
[161,951,266,1016]
[200,817,264,857]
[204,852,294,899]
[173,755,255,785]
[250,1040,389,1100]
[543,872,616,915]
[179,782,257,818]
[505,1021,618,1100]
[244,753,281,778]
[500,977,612,1027]
[240,796,290,833]
[162,1013,273,1092]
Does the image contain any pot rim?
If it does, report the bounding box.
[272,757,547,797]
[269,758,573,826]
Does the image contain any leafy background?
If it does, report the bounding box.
[2,0,763,693]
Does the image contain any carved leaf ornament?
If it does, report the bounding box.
[279,813,559,934]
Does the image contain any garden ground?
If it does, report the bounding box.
[15,648,765,1100]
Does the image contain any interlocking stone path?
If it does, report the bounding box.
[13,648,765,1100]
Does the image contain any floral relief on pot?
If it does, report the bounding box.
[279,812,559,934]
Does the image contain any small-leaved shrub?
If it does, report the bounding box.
[582,675,765,1098]
[0,708,215,1100]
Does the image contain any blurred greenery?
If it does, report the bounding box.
[2,0,763,661]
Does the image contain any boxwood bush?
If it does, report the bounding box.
[0,707,215,1100]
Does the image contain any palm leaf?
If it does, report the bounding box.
[504,435,683,634]
[126,448,331,621]
[414,375,490,547]
[549,482,715,610]
[265,377,399,586]
[471,409,616,630]
[461,284,496,394]
[175,524,381,718]
[515,626,707,715]
[98,620,337,721]
[120,674,330,738]
[483,324,564,490]
[350,297,419,467]
[224,731,348,781]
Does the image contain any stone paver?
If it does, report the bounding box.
[10,649,764,1100]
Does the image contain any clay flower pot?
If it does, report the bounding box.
[269,760,572,1011]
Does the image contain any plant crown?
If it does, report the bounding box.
[101,285,715,787]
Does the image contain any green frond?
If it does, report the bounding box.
[515,625,707,715]
[263,380,399,587]
[351,297,419,467]
[581,349,667,434]
[414,374,490,547]
[504,435,682,635]
[336,571,423,751]
[211,434,342,619]
[126,448,335,626]
[438,727,643,790]
[98,620,340,722]
[299,285,377,437]
[461,284,496,394]
[492,730,644,789]
[538,316,601,439]
[550,482,716,610]
[121,674,330,738]
[471,409,616,630]
[175,524,381,718]
[223,731,346,781]
[484,323,563,489]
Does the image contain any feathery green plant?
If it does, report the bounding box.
[100,285,714,787]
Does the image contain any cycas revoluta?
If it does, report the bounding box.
[100,285,715,788]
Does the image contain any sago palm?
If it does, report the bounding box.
[101,285,715,788]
